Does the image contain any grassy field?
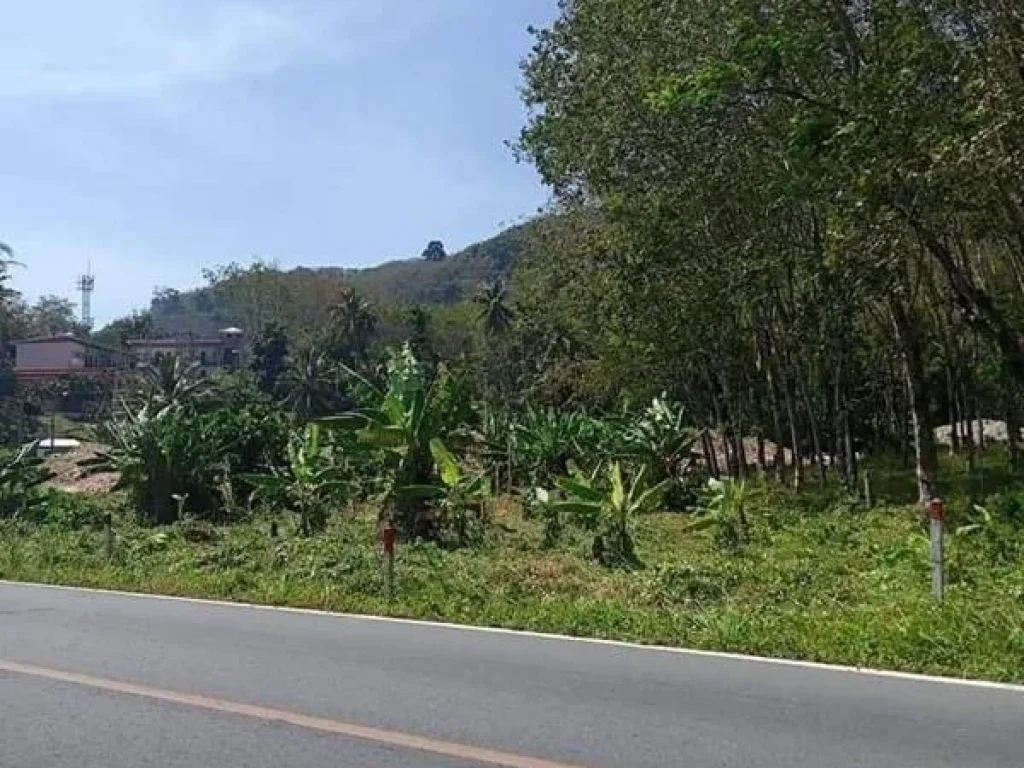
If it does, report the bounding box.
[2,462,1023,683]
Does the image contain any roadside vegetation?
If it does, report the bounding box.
[0,355,1023,682]
[2,460,1023,682]
[1,2,1024,683]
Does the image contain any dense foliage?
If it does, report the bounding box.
[2,0,1024,684]
[510,0,1024,509]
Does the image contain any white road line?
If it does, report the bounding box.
[3,579,1023,694]
[0,659,587,768]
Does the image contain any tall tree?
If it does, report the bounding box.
[250,321,290,394]
[26,295,84,337]
[422,240,447,262]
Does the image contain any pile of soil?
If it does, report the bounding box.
[934,419,1009,446]
[44,442,120,494]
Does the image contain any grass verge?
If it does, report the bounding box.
[2,484,1023,683]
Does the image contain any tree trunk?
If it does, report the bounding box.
[977,401,986,452]
[732,426,746,480]
[832,361,848,488]
[1005,380,1022,467]
[947,368,961,455]
[899,397,911,471]
[763,353,786,482]
[843,407,858,489]
[701,426,720,478]
[962,382,976,473]
[710,392,734,477]
[796,369,827,488]
[891,300,938,505]
[756,433,767,477]
[782,373,802,490]
[721,429,735,478]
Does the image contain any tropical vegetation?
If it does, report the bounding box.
[1,1,1024,683]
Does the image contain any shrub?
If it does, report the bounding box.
[0,443,53,520]
[404,438,491,547]
[688,478,751,551]
[327,344,474,538]
[246,424,350,535]
[622,396,696,478]
[89,403,224,524]
[33,490,110,529]
[548,462,671,567]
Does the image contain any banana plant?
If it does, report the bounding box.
[402,439,491,545]
[545,462,671,567]
[323,344,472,537]
[622,395,697,482]
[244,424,349,535]
[687,477,750,549]
[0,442,53,520]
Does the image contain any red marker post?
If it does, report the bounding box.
[381,521,397,600]
[927,498,945,601]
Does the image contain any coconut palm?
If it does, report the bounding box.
[326,290,377,362]
[474,279,513,335]
[280,345,338,421]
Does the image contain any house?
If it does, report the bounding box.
[13,334,128,381]
[125,327,245,373]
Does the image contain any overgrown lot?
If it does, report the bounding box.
[3,481,1022,683]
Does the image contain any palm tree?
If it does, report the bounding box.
[326,290,377,361]
[474,279,513,335]
[0,243,25,348]
[280,345,337,421]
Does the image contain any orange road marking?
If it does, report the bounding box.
[0,659,591,768]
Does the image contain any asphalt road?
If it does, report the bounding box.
[1,582,1022,768]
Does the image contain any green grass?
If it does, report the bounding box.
[2,476,1023,683]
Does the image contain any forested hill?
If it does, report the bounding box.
[345,223,531,305]
[141,222,533,337]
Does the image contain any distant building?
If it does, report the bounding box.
[125,327,245,373]
[13,333,128,381]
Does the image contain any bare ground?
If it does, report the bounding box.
[43,442,119,493]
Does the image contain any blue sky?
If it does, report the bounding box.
[0,1,556,326]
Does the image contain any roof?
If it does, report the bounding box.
[126,337,231,348]
[15,334,122,354]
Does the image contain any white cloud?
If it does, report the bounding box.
[0,2,320,99]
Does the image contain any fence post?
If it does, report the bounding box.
[862,470,873,508]
[103,513,114,562]
[381,520,396,601]
[928,498,945,601]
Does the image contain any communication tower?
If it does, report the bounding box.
[76,266,95,331]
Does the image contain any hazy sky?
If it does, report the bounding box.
[0,1,556,325]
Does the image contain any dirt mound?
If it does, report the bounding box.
[934,420,1009,446]
[44,442,120,494]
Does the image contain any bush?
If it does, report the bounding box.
[31,490,111,530]
[0,443,53,521]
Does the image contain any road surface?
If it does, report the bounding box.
[1,581,1022,767]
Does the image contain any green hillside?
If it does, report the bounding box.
[345,223,531,305]
[141,222,533,336]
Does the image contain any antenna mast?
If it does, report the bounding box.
[76,263,95,331]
